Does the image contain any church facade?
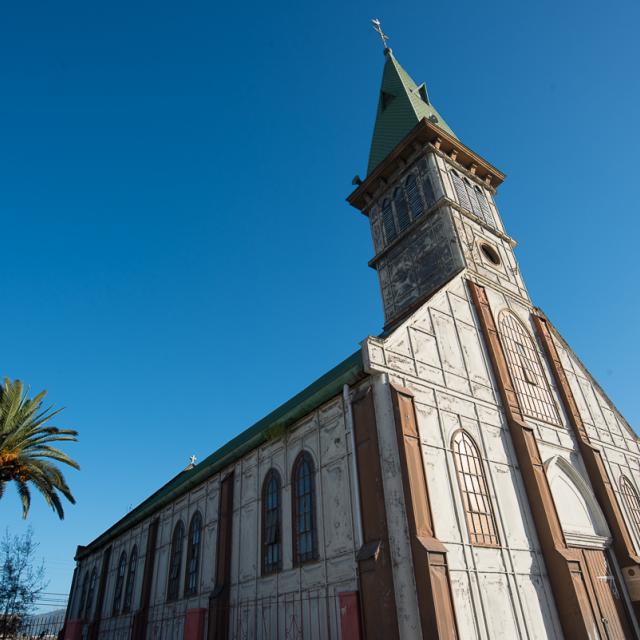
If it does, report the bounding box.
[62,43,640,640]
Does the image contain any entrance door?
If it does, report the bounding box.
[583,549,633,640]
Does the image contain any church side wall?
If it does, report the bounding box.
[69,388,363,640]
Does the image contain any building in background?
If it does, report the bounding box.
[61,36,640,640]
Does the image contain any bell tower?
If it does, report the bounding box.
[348,34,529,329]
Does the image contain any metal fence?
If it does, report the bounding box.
[88,590,349,640]
[10,612,66,640]
[225,591,344,640]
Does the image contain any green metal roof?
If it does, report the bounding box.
[367,49,456,175]
[78,349,365,559]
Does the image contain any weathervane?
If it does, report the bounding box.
[371,18,390,51]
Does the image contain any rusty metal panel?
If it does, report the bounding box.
[377,208,466,328]
[339,591,363,640]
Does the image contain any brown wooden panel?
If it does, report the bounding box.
[131,518,159,640]
[391,386,458,639]
[467,280,604,639]
[583,549,633,640]
[351,386,399,640]
[207,471,235,640]
[87,546,111,640]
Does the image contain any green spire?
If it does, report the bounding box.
[367,49,456,175]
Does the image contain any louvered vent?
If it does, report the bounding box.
[381,199,397,243]
[406,174,424,218]
[394,188,411,232]
[450,171,471,210]
[476,189,495,227]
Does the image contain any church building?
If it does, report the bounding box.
[62,30,640,640]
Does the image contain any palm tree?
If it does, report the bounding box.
[0,378,79,519]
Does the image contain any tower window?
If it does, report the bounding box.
[475,187,495,227]
[451,430,500,547]
[112,552,127,616]
[450,171,495,229]
[381,199,397,243]
[405,174,424,218]
[262,469,282,575]
[122,546,137,613]
[450,171,471,211]
[166,520,184,601]
[394,187,411,232]
[498,311,560,425]
[184,512,202,596]
[619,475,640,540]
[292,451,318,565]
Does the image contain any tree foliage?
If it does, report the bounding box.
[0,528,47,638]
[0,379,79,519]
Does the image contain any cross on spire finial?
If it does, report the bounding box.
[371,19,391,52]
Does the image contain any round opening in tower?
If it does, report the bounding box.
[480,243,501,266]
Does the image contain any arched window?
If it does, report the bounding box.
[184,512,202,596]
[405,174,424,218]
[394,187,411,232]
[450,170,471,211]
[85,567,98,620]
[422,172,436,208]
[262,469,282,575]
[465,177,482,217]
[292,451,317,565]
[77,571,89,619]
[498,311,560,425]
[620,475,640,539]
[166,521,184,601]
[475,186,494,227]
[122,546,137,613]
[112,552,127,616]
[381,199,397,244]
[452,430,500,547]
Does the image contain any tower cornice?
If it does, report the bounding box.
[348,117,505,214]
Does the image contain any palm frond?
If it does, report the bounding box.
[0,378,79,519]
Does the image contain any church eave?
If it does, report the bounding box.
[76,350,365,560]
[348,118,505,214]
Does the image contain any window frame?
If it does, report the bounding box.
[184,512,203,597]
[451,429,500,548]
[85,567,98,620]
[620,475,640,542]
[112,551,127,616]
[291,451,318,566]
[261,469,283,575]
[77,571,89,619]
[166,520,185,601]
[498,310,560,426]
[122,545,138,613]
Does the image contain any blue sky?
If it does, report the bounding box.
[2,0,639,604]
